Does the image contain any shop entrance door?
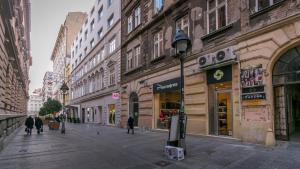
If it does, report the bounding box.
[208,82,233,136]
[215,91,233,136]
[81,108,85,123]
[274,84,300,141]
[133,102,139,127]
[274,86,288,140]
[129,92,139,127]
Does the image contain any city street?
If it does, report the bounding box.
[0,124,300,169]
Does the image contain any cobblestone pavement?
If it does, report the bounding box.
[0,123,300,169]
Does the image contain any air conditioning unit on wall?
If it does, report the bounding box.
[198,53,214,68]
[214,47,236,64]
[198,46,236,69]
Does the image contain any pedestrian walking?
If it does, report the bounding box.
[25,116,34,135]
[60,114,66,134]
[127,115,134,135]
[35,117,43,134]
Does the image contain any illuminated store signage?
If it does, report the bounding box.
[207,65,232,84]
[153,78,180,93]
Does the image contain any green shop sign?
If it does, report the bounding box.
[207,65,232,84]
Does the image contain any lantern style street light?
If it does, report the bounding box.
[171,29,191,153]
[60,80,69,134]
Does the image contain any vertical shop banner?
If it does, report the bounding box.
[207,65,232,84]
[241,64,266,100]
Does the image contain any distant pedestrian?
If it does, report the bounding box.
[35,117,43,134]
[60,114,66,134]
[25,116,34,135]
[127,115,134,135]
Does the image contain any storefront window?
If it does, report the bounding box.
[155,92,180,129]
[108,104,115,124]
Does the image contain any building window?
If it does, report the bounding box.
[109,39,116,53]
[79,54,82,61]
[98,6,103,21]
[134,45,140,68]
[89,59,93,70]
[98,28,103,40]
[108,0,112,7]
[79,39,82,48]
[127,46,140,70]
[127,50,133,70]
[91,6,95,15]
[75,59,78,66]
[72,51,74,58]
[100,70,104,89]
[207,0,227,33]
[134,6,141,27]
[90,19,95,32]
[93,57,96,67]
[128,15,133,33]
[154,0,164,13]
[153,31,163,59]
[109,66,115,85]
[84,30,88,40]
[84,63,88,73]
[97,53,101,63]
[101,48,105,60]
[90,39,95,48]
[84,47,88,55]
[250,0,282,14]
[108,14,114,28]
[89,79,93,93]
[75,45,78,54]
[176,15,189,36]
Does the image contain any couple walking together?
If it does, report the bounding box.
[25,116,43,135]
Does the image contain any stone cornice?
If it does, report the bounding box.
[236,13,300,43]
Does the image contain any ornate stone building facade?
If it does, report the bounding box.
[0,0,31,115]
[42,71,54,103]
[27,88,42,117]
[121,0,300,145]
[70,0,121,125]
[51,12,87,106]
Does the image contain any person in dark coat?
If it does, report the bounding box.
[25,116,34,135]
[35,117,43,134]
[127,115,134,134]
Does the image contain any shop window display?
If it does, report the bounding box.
[108,104,115,124]
[156,92,180,129]
[217,91,232,136]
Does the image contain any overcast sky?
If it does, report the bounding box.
[29,0,94,94]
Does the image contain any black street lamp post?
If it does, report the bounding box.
[60,81,69,133]
[171,29,191,153]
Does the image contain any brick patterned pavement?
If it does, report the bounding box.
[0,123,300,169]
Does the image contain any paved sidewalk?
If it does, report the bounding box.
[0,123,300,169]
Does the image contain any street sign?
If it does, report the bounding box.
[112,92,120,100]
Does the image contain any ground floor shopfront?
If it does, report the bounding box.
[69,94,121,126]
[121,16,300,145]
[121,58,240,138]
